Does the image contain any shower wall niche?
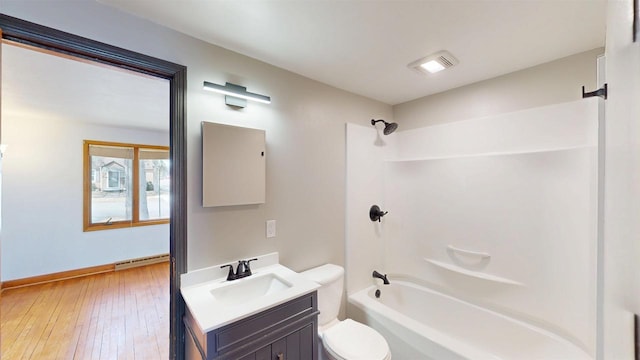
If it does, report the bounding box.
[346,98,599,356]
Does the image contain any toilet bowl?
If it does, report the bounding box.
[300,264,391,360]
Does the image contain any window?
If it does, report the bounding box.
[84,140,170,231]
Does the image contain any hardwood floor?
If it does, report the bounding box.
[1,262,169,360]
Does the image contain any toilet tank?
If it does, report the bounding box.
[300,264,344,326]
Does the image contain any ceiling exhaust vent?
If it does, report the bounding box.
[436,55,454,68]
[408,50,459,75]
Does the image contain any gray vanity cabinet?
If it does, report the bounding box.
[185,291,318,360]
[238,324,314,360]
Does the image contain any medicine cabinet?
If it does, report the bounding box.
[202,122,266,207]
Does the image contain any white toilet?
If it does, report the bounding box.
[301,264,391,360]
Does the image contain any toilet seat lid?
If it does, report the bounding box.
[322,319,390,360]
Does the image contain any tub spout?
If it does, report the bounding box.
[372,270,390,285]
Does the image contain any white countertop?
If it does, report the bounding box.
[181,261,320,333]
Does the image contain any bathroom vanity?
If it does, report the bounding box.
[184,291,318,360]
[181,255,320,360]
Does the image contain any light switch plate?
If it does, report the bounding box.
[266,220,276,238]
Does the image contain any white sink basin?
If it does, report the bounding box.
[181,263,320,332]
[209,273,292,305]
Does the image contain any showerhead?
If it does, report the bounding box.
[371,119,398,135]
[383,122,398,135]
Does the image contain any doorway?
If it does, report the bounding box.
[0,14,187,360]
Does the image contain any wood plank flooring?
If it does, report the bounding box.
[1,262,169,360]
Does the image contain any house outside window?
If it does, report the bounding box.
[84,140,170,231]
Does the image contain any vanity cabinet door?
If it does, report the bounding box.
[255,346,271,360]
[284,324,314,360]
[258,324,314,360]
[238,353,256,360]
[297,324,315,359]
[238,344,272,360]
[243,324,314,360]
[271,338,286,360]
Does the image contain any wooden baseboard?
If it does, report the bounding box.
[1,263,115,291]
[0,264,115,290]
[1,254,171,292]
[1,256,171,292]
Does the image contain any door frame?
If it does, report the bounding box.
[0,14,188,360]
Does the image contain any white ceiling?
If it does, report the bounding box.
[2,43,169,131]
[100,0,607,105]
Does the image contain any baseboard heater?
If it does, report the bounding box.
[114,254,170,271]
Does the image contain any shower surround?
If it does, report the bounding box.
[345,98,599,358]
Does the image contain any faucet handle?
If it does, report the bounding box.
[244,258,258,275]
[221,264,236,281]
[234,258,260,279]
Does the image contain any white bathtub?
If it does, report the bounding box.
[348,278,592,360]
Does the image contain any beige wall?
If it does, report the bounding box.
[1,0,392,273]
[394,48,603,129]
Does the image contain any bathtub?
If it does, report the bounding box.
[348,278,592,360]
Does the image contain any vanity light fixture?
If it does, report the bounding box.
[203,81,271,108]
[408,50,459,75]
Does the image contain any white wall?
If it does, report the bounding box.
[0,114,169,280]
[393,101,598,354]
[0,0,392,275]
[345,123,395,295]
[602,1,640,358]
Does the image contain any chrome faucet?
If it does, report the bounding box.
[372,270,390,285]
[220,258,258,281]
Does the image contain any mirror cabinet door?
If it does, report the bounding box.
[202,122,266,207]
